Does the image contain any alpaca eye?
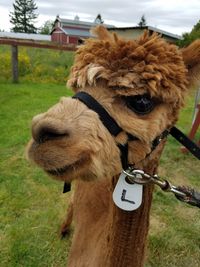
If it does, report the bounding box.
[125,94,154,115]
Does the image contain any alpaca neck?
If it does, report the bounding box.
[68,150,163,267]
[107,179,154,267]
[106,161,158,267]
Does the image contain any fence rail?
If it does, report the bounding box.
[0,38,77,51]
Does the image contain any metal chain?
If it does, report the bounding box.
[123,168,200,208]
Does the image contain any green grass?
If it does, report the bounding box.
[0,83,73,267]
[0,45,74,84]
[148,90,200,267]
[0,82,199,267]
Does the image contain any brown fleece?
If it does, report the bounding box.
[27,26,200,267]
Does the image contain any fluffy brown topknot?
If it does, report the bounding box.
[68,25,188,107]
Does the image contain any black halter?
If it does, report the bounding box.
[73,92,138,169]
[63,91,200,193]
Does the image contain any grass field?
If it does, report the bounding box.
[0,82,199,267]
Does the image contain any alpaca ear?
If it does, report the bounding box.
[91,25,114,41]
[181,39,200,88]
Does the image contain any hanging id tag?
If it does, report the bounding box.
[113,171,143,211]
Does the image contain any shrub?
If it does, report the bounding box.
[18,53,31,76]
[0,52,11,80]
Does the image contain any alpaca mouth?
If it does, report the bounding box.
[47,164,74,176]
[46,156,89,177]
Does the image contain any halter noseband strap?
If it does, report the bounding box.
[73,91,125,137]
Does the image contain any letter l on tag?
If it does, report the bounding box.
[113,171,143,211]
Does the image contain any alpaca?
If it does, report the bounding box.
[27,26,200,267]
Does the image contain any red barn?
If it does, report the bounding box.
[51,16,113,45]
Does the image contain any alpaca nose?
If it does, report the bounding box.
[33,124,67,144]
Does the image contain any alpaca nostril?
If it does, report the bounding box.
[36,126,67,144]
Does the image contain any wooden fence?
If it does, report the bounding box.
[0,38,77,83]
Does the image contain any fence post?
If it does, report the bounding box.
[11,45,19,83]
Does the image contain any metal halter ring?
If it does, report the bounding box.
[123,169,153,185]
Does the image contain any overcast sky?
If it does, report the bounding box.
[0,0,200,35]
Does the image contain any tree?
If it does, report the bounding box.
[94,14,104,24]
[138,15,147,27]
[9,0,38,33]
[177,20,200,47]
[39,20,54,35]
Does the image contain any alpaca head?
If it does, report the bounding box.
[27,26,200,183]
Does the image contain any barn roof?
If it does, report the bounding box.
[108,26,182,40]
[62,28,91,38]
[54,16,114,29]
